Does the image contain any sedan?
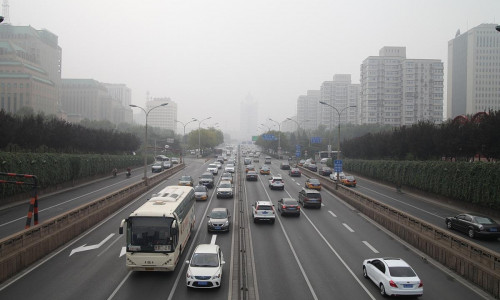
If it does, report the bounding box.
[445,213,500,239]
[207,207,231,232]
[246,170,258,181]
[186,244,225,288]
[178,175,194,186]
[362,257,423,297]
[318,167,332,176]
[194,185,209,201]
[277,198,300,216]
[342,175,357,187]
[151,161,163,173]
[260,166,271,175]
[289,168,301,177]
[305,178,321,190]
[307,164,318,172]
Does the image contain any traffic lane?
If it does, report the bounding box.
[0,161,202,240]
[309,188,486,299]
[245,175,316,300]
[353,176,500,252]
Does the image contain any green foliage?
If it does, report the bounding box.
[344,159,500,209]
[0,152,142,199]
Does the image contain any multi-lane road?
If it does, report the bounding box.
[0,154,495,299]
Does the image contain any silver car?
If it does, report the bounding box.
[207,207,231,232]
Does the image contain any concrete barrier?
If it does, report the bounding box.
[299,166,500,298]
[0,164,184,284]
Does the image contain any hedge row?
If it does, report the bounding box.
[344,160,500,209]
[0,152,144,199]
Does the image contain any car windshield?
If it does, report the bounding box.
[190,253,219,267]
[210,210,228,219]
[219,183,231,188]
[307,193,321,199]
[180,176,191,181]
[227,164,234,167]
[475,216,495,224]
[283,199,298,205]
[345,176,355,180]
[201,174,213,179]
[208,164,217,168]
[309,179,320,184]
[388,266,416,277]
[273,179,283,182]
[195,186,206,192]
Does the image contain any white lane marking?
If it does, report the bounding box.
[119,247,126,257]
[328,211,337,217]
[362,241,379,253]
[97,234,122,257]
[211,234,217,245]
[296,182,300,186]
[358,185,445,220]
[342,223,355,233]
[70,233,115,256]
[107,271,132,300]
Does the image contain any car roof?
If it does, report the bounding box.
[194,243,219,254]
[256,200,272,205]
[219,180,232,184]
[379,258,410,267]
[211,207,227,213]
[302,187,320,193]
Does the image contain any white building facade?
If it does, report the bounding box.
[319,75,359,129]
[296,90,320,131]
[360,47,443,126]
[447,23,500,119]
[146,97,177,133]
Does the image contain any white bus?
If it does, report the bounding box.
[119,185,196,271]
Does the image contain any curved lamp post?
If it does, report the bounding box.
[268,118,282,159]
[175,118,197,163]
[319,101,356,189]
[198,116,211,158]
[129,102,168,185]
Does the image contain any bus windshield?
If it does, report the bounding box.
[128,216,175,253]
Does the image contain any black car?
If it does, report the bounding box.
[445,213,500,239]
[307,164,318,172]
[319,167,332,176]
[277,198,301,216]
[280,162,291,170]
[199,172,215,189]
[246,170,258,181]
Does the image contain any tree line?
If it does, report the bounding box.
[0,109,141,154]
[341,110,500,161]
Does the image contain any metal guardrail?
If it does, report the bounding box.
[299,166,500,298]
[0,164,185,284]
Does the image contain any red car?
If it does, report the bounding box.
[289,168,301,177]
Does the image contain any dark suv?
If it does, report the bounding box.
[199,172,215,188]
[280,162,291,170]
[298,188,322,208]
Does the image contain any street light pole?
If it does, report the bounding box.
[268,118,282,159]
[319,101,356,189]
[198,116,211,158]
[129,102,168,185]
[175,118,197,163]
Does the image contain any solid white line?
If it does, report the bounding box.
[362,241,379,253]
[98,235,123,257]
[300,212,376,300]
[328,211,337,217]
[211,234,217,245]
[342,223,355,233]
[107,271,132,300]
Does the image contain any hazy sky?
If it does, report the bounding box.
[10,0,500,135]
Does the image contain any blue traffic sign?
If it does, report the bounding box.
[334,160,342,172]
[310,137,322,144]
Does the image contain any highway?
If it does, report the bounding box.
[0,153,493,299]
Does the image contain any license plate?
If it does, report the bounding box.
[198,281,208,286]
[403,284,413,288]
[490,228,498,232]
[262,211,268,214]
[214,226,221,230]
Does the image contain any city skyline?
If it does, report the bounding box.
[4,0,500,134]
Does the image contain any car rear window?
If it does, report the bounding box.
[389,266,416,277]
[307,193,321,199]
[257,205,272,210]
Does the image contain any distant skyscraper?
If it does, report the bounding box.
[447,23,500,119]
[146,97,177,133]
[296,90,320,131]
[104,83,133,123]
[319,75,359,128]
[360,47,443,126]
[0,24,62,115]
[239,93,258,142]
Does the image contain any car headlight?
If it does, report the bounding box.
[478,225,484,230]
[186,271,193,279]
[208,220,212,225]
[224,220,229,226]
[211,271,221,279]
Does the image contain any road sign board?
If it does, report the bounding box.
[334,160,342,172]
[310,137,322,144]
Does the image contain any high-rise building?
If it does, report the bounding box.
[0,24,62,115]
[360,47,443,126]
[146,97,177,133]
[104,83,133,123]
[239,93,258,142]
[447,23,500,119]
[319,75,359,129]
[61,79,126,124]
[296,90,320,131]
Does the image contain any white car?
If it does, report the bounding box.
[268,175,284,190]
[330,172,345,181]
[362,257,423,297]
[224,164,235,173]
[186,244,225,288]
[207,163,218,175]
[252,201,275,223]
[215,161,222,169]
[216,181,234,199]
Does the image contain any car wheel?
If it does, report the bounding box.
[253,218,257,223]
[362,266,368,278]
[380,283,387,297]
[446,221,452,229]
[468,228,475,238]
